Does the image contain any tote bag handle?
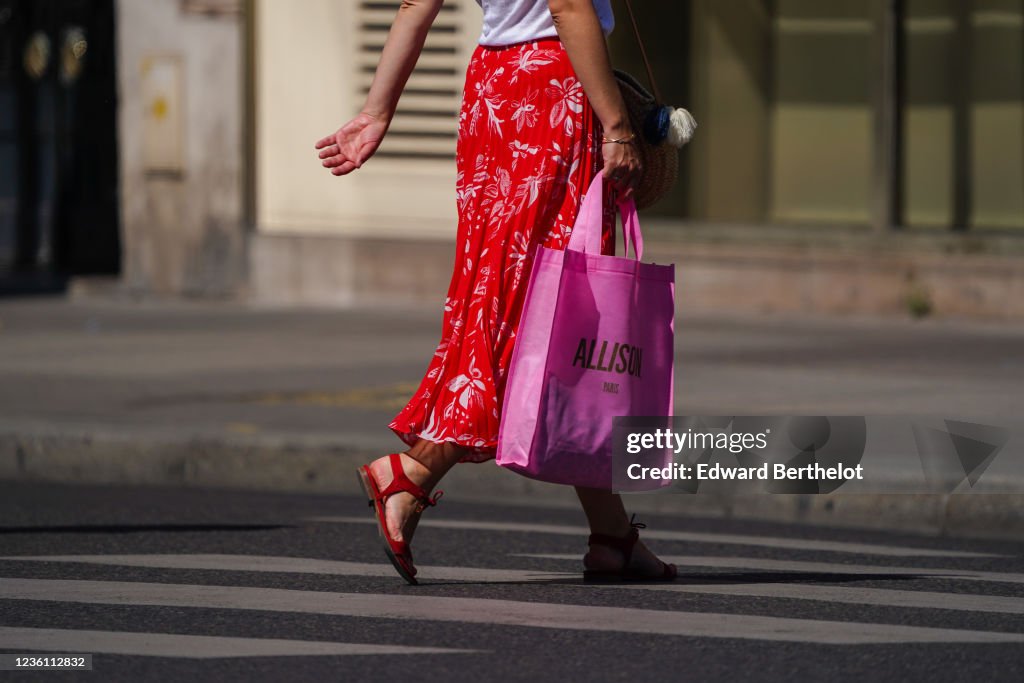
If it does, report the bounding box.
[568,172,644,261]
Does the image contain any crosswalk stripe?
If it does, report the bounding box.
[0,626,478,659]
[2,577,1022,645]
[0,554,569,583]
[307,515,1002,558]
[3,554,1021,616]
[625,581,1024,615]
[520,554,1024,586]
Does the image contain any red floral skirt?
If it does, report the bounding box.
[389,38,615,463]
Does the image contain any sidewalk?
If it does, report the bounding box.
[1,296,1022,540]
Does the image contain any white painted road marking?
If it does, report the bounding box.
[520,554,1024,585]
[0,554,570,583]
[3,554,1022,616]
[2,577,1023,645]
[625,582,1024,615]
[309,515,1004,559]
[0,626,478,659]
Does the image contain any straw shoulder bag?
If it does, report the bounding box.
[614,0,697,209]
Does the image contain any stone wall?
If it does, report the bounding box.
[115,0,245,298]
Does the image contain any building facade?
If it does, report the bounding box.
[1,1,1022,314]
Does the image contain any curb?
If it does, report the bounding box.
[2,428,1022,542]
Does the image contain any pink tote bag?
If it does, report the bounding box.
[496,172,675,489]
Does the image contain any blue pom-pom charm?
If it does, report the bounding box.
[643,106,671,145]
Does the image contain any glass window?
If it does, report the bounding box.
[971,0,1024,228]
[686,0,773,223]
[685,0,875,226]
[903,0,1024,230]
[770,0,874,226]
[622,1,1023,230]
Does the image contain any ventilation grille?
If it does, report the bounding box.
[356,1,467,161]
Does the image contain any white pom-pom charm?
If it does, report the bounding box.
[667,108,697,148]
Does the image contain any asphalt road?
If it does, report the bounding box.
[2,298,1023,451]
[1,481,1023,682]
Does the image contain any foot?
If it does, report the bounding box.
[584,537,676,578]
[366,452,435,545]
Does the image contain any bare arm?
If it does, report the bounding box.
[362,0,445,121]
[316,0,444,176]
[549,0,641,198]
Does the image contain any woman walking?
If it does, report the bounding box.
[315,0,676,585]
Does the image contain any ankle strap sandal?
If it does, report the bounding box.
[357,453,443,585]
[583,514,677,582]
[374,453,444,514]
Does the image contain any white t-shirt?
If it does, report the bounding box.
[475,0,615,46]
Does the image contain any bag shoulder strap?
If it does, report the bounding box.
[622,0,663,103]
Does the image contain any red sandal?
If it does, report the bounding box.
[583,515,677,582]
[357,453,443,585]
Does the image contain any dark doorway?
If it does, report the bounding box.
[0,0,120,295]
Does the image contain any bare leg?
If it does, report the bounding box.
[367,441,465,544]
[575,486,674,576]
[575,486,632,537]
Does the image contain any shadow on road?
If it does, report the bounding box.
[0,523,294,534]
[420,571,938,587]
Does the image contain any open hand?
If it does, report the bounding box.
[315,112,389,176]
